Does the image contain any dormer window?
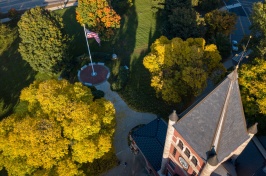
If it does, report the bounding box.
[184,148,190,158]
[191,156,198,166]
[178,140,183,150]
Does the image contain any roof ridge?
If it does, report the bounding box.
[211,73,235,152]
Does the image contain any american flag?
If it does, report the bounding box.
[85,29,100,45]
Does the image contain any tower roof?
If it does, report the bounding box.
[169,110,179,122]
[247,123,258,134]
[173,69,250,162]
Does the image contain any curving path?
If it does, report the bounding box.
[96,82,157,176]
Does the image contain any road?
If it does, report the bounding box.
[226,0,262,43]
[0,0,68,13]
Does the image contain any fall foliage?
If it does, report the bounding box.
[239,58,266,116]
[250,1,266,58]
[76,0,121,40]
[0,80,115,175]
[143,36,225,103]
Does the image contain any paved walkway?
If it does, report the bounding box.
[96,82,157,176]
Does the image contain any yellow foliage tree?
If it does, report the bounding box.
[143,36,225,103]
[239,58,266,115]
[0,80,115,175]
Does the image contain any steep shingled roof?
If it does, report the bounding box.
[174,70,250,162]
[131,118,167,171]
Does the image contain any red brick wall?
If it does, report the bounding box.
[166,129,205,175]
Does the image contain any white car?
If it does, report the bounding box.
[232,40,238,51]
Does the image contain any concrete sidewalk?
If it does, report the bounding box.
[96,82,157,176]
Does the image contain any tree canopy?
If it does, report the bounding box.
[76,0,121,40]
[239,58,266,116]
[204,9,237,37]
[0,80,115,175]
[18,7,68,74]
[250,1,266,58]
[168,7,203,39]
[143,36,225,103]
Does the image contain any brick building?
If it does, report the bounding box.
[131,69,266,176]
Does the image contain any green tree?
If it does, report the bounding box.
[168,7,204,39]
[0,24,16,55]
[18,7,68,74]
[205,9,237,37]
[0,80,115,175]
[239,58,266,116]
[143,36,225,103]
[250,1,266,58]
[215,33,232,59]
[76,0,121,40]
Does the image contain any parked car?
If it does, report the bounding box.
[232,40,238,51]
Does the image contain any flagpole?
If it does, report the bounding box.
[83,24,96,76]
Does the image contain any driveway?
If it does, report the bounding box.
[96,82,157,176]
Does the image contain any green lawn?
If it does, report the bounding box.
[119,0,176,116]
[0,27,36,119]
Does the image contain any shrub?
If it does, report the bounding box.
[111,66,129,91]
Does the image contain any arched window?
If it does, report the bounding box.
[191,156,198,166]
[184,148,190,158]
[178,140,183,150]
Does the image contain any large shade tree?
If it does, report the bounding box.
[18,7,68,74]
[204,9,237,37]
[250,1,266,58]
[143,36,225,103]
[76,0,121,40]
[0,80,115,175]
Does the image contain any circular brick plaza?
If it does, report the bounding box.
[78,63,110,86]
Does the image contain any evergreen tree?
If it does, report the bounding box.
[18,7,68,74]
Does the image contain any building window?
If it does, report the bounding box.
[172,147,177,157]
[184,148,190,158]
[169,160,176,171]
[178,140,183,150]
[191,156,198,166]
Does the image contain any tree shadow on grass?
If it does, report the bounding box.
[112,1,138,67]
[0,35,36,119]
[118,0,178,117]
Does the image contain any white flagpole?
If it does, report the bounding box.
[83,24,96,76]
